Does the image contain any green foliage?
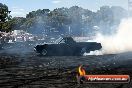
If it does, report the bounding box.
[0,3,9,22]
[0,3,11,32]
[0,3,127,35]
[12,6,127,36]
[10,17,26,30]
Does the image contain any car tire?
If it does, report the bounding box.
[41,49,47,56]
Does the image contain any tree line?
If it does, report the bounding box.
[0,3,127,37]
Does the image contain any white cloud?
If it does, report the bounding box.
[52,0,61,4]
[10,7,27,17]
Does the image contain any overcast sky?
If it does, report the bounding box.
[0,0,128,17]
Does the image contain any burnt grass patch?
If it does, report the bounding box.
[0,54,132,88]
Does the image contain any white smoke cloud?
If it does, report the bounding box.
[85,18,132,55]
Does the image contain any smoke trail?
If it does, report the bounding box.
[85,18,132,55]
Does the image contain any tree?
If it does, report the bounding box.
[0,3,11,32]
[26,9,50,18]
[0,3,10,22]
[10,17,26,30]
[9,5,127,36]
[95,6,127,35]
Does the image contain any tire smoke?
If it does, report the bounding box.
[85,18,132,55]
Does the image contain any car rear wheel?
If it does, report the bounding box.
[41,49,47,55]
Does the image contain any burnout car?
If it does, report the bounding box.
[34,37,102,56]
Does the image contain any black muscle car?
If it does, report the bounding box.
[34,37,102,56]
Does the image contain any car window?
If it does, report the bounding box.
[59,39,65,43]
[55,37,63,44]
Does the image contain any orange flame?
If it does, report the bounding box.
[78,65,86,76]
